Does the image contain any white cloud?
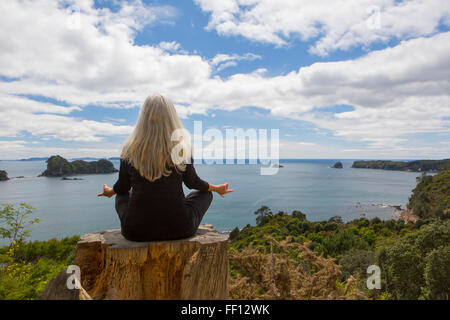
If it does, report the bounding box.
[0,0,449,158]
[0,140,123,159]
[194,0,450,56]
[210,53,262,72]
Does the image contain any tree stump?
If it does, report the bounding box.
[73,224,229,300]
[38,269,92,300]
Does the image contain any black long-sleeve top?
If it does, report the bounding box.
[112,158,209,240]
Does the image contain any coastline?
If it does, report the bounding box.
[395,209,419,223]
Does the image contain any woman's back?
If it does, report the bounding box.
[97,94,233,242]
[113,159,211,241]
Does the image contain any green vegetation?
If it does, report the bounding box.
[230,207,449,299]
[41,155,118,177]
[0,204,78,299]
[0,204,40,247]
[352,159,450,172]
[0,170,8,181]
[378,220,449,300]
[407,170,450,219]
[230,172,449,300]
[1,168,448,300]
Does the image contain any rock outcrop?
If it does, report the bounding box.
[0,170,8,181]
[331,161,343,169]
[41,225,229,300]
[40,155,118,177]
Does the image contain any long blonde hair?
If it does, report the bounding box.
[121,94,191,182]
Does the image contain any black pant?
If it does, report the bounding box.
[115,190,213,241]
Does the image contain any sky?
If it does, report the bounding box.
[0,0,449,160]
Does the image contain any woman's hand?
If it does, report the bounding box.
[97,184,116,198]
[209,182,234,198]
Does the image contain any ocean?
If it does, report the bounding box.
[0,159,421,242]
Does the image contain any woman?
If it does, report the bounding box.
[97,94,233,241]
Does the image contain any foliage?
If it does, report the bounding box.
[292,210,307,221]
[422,245,450,300]
[407,170,450,219]
[351,159,450,172]
[230,204,449,300]
[321,230,370,258]
[5,235,80,264]
[378,220,450,300]
[229,236,366,300]
[229,227,240,240]
[41,155,118,177]
[0,204,78,300]
[338,250,376,281]
[0,244,69,300]
[254,206,273,226]
[0,203,40,247]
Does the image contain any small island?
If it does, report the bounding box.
[40,155,118,177]
[0,170,9,181]
[351,159,450,172]
[19,157,49,162]
[331,161,343,169]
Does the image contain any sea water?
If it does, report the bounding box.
[0,159,421,241]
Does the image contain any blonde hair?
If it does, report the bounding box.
[121,94,191,182]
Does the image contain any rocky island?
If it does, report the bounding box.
[40,155,118,177]
[351,159,450,172]
[0,170,8,181]
[331,161,343,169]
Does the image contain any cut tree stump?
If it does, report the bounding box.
[70,224,229,300]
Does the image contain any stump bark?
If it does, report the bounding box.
[72,224,229,300]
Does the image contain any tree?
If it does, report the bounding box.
[362,230,377,246]
[422,245,450,300]
[254,206,273,226]
[0,203,40,247]
[339,250,376,281]
[229,227,240,240]
[328,216,343,224]
[378,220,450,299]
[291,210,306,221]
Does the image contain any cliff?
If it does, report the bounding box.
[39,225,229,300]
[0,170,8,181]
[40,155,118,177]
[351,159,450,172]
[407,169,450,219]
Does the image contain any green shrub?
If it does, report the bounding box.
[422,245,450,300]
[363,230,377,246]
[339,249,376,281]
[322,230,370,258]
[229,227,240,240]
[378,220,450,299]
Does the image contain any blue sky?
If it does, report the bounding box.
[0,0,449,159]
